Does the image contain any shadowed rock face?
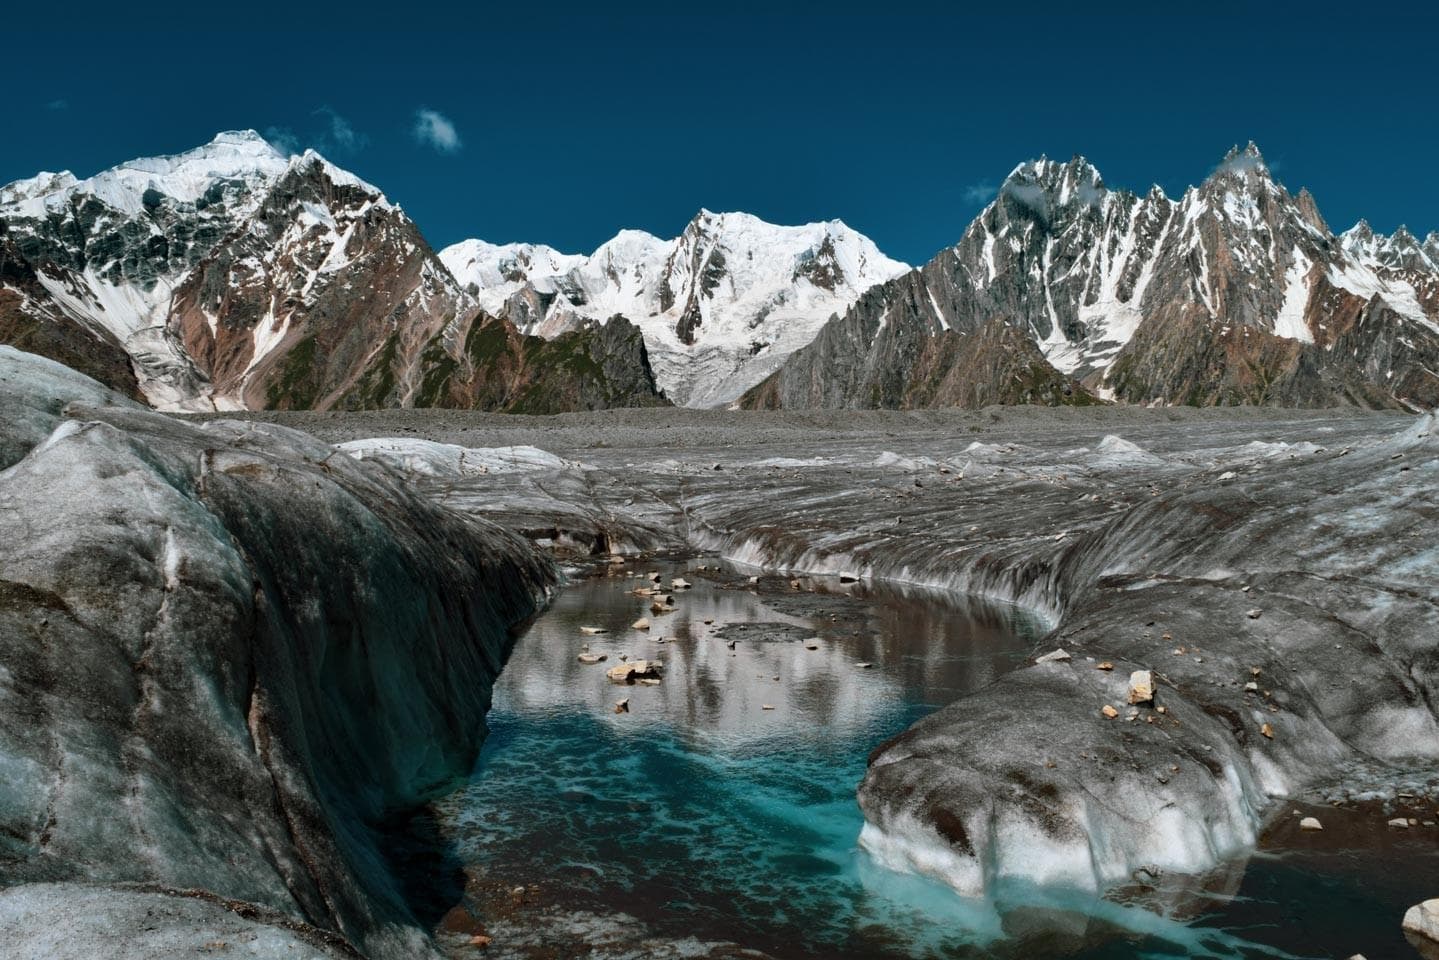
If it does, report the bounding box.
[0,347,556,958]
[742,314,1094,410]
[0,226,142,399]
[353,312,670,414]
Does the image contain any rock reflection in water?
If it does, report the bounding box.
[497,564,1033,745]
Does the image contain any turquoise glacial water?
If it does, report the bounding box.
[428,559,1437,959]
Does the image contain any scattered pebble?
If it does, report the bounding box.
[1299,816,1323,831]
[1035,648,1072,664]
[1101,704,1119,719]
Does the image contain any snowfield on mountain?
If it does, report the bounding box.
[440,210,910,406]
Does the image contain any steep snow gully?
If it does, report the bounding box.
[2,346,1436,956]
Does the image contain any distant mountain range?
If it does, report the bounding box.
[2,134,1435,412]
[742,145,1439,410]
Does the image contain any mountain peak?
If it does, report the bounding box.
[999,155,1106,214]
[210,129,279,150]
[1343,219,1375,244]
[283,150,390,207]
[1211,142,1272,184]
[1005,154,1103,185]
[1222,141,1265,163]
[0,170,79,208]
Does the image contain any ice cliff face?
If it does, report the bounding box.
[0,347,556,958]
[439,210,910,407]
[0,133,667,413]
[743,144,1439,410]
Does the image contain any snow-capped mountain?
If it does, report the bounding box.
[439,210,910,407]
[743,144,1439,410]
[0,132,666,412]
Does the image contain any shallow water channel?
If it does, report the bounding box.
[421,557,1437,960]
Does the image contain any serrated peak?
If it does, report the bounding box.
[1210,142,1272,184]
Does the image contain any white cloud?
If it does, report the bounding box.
[262,109,365,158]
[412,108,462,154]
[263,126,301,156]
[963,181,996,205]
[315,106,365,154]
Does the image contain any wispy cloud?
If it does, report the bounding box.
[45,98,68,111]
[314,106,366,154]
[962,181,996,205]
[1001,181,1048,210]
[263,126,301,155]
[260,109,366,157]
[412,108,462,154]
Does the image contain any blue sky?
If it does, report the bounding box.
[4,1,1436,264]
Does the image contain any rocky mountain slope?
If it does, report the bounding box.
[0,132,666,412]
[440,211,910,407]
[741,145,1439,410]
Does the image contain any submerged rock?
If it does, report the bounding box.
[606,660,663,684]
